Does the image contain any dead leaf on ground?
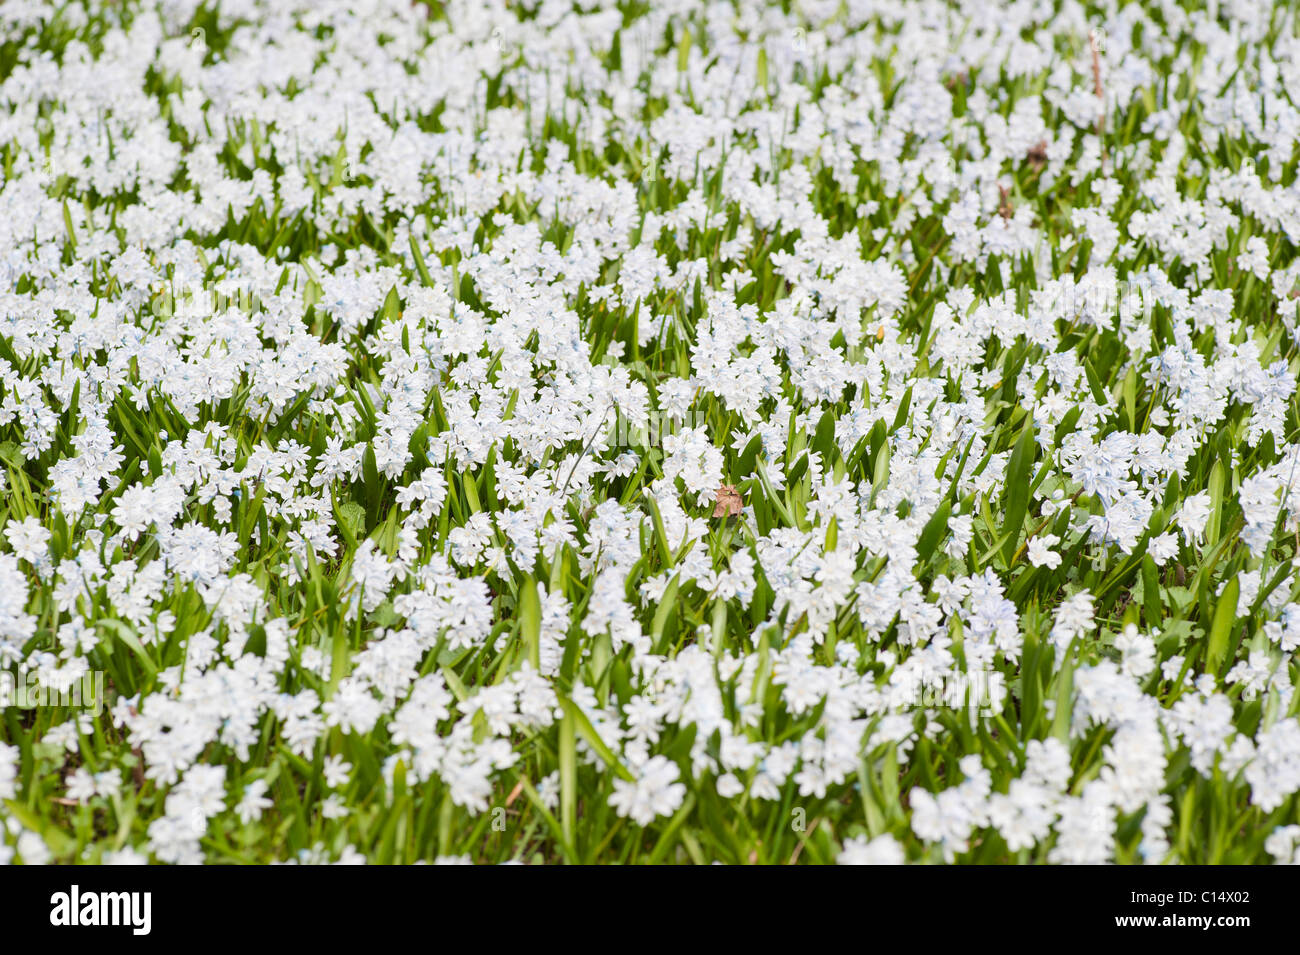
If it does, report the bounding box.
[1026,140,1048,172]
[713,484,743,518]
[997,184,1014,220]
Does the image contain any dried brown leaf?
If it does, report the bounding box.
[713,484,743,518]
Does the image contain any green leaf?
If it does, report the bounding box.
[1123,366,1137,430]
[337,500,366,542]
[871,439,890,492]
[98,619,158,681]
[813,407,837,463]
[559,696,634,782]
[519,576,541,669]
[651,573,681,651]
[736,433,762,476]
[1141,555,1160,627]
[1205,460,1225,548]
[1207,575,1238,675]
[559,705,577,849]
[788,449,810,485]
[1050,652,1074,743]
[645,495,673,567]
[917,498,952,562]
[1001,419,1036,566]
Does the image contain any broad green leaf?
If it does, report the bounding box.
[1001,419,1036,566]
[1207,575,1238,674]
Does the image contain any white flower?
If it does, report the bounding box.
[715,773,745,798]
[1175,493,1212,545]
[609,756,687,826]
[837,834,905,865]
[1026,534,1062,568]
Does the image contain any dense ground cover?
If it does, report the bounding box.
[2,0,1300,864]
